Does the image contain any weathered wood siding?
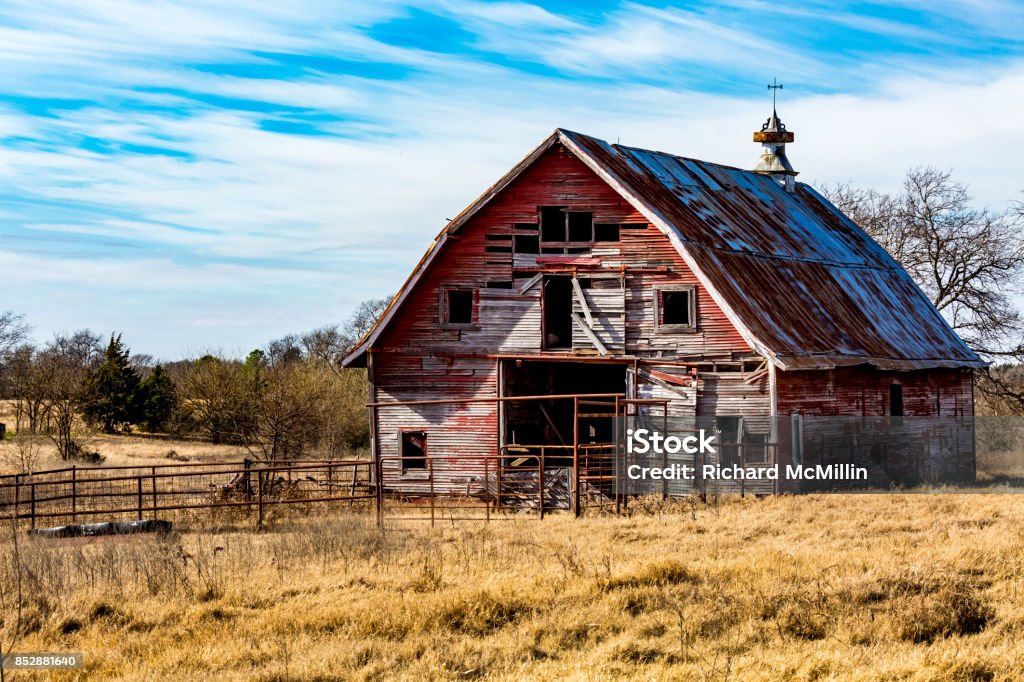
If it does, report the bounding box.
[373,354,497,492]
[776,367,973,417]
[370,144,759,488]
[776,368,975,487]
[374,143,751,360]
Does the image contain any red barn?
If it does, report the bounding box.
[344,112,984,498]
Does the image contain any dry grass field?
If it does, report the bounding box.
[0,400,248,472]
[2,494,1022,681]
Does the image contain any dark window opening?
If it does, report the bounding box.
[541,246,564,254]
[444,288,474,325]
[889,384,904,417]
[594,223,621,242]
[514,222,539,231]
[401,431,427,472]
[484,245,512,253]
[567,211,593,242]
[486,280,514,289]
[542,276,573,349]
[513,234,539,254]
[660,290,692,326]
[540,206,566,242]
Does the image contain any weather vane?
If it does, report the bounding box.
[768,78,783,109]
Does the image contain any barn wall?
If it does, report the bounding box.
[776,367,976,487]
[776,367,974,417]
[374,143,752,360]
[373,354,497,492]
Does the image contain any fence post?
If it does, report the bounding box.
[538,449,545,520]
[484,457,491,522]
[573,397,580,518]
[375,456,384,528]
[348,464,357,509]
[30,482,36,529]
[71,466,77,524]
[256,470,264,529]
[14,475,20,527]
[496,450,503,512]
[151,467,158,519]
[136,477,143,520]
[429,457,435,528]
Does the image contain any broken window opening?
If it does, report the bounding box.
[540,206,566,242]
[443,288,475,325]
[486,280,514,289]
[567,211,593,242]
[657,287,695,328]
[594,223,621,242]
[889,384,904,417]
[513,234,539,254]
[400,431,427,472]
[542,276,573,349]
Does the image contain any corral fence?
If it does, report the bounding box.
[0,459,377,530]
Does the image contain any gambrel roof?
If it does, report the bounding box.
[344,129,985,371]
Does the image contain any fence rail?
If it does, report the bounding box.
[0,459,377,529]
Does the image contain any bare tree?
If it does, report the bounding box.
[0,311,29,360]
[37,331,103,460]
[180,355,255,445]
[0,433,46,474]
[300,296,392,375]
[823,168,1024,410]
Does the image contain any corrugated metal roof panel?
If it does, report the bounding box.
[344,128,985,371]
[559,129,984,371]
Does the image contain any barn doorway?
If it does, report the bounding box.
[502,360,627,466]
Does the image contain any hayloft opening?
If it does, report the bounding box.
[542,276,573,349]
[540,206,566,242]
[567,211,593,241]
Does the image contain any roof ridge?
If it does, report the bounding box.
[556,127,782,177]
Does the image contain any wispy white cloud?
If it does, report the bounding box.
[0,0,1022,356]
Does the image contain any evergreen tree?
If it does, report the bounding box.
[81,333,141,433]
[137,364,177,432]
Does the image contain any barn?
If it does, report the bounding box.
[343,110,985,500]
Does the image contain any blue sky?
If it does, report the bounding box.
[2,0,1024,359]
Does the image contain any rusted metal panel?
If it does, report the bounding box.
[347,128,979,371]
[558,129,984,371]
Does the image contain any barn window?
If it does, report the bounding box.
[442,287,475,325]
[400,431,427,472]
[594,223,620,242]
[567,211,593,242]
[513,234,539,254]
[655,286,696,330]
[540,206,566,242]
[889,384,904,417]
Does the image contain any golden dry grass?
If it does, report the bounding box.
[2,494,1023,680]
[0,400,248,473]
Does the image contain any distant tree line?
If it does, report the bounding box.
[0,298,390,465]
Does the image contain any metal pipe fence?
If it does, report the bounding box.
[0,459,377,530]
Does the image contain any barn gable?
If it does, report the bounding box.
[344,128,983,372]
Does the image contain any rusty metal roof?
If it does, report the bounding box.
[344,129,984,371]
